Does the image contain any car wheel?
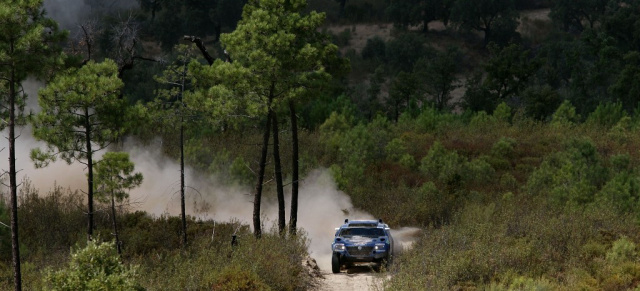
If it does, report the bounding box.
[331,253,340,274]
[384,254,392,268]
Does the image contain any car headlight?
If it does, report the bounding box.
[374,243,386,250]
[333,243,346,251]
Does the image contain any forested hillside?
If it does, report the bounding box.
[3,0,640,290]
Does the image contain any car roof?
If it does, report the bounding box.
[341,219,389,229]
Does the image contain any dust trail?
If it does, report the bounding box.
[2,80,420,272]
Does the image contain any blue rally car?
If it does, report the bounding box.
[331,219,394,273]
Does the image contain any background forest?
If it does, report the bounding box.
[4,0,640,290]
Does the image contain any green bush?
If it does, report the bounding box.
[493,102,512,124]
[212,265,270,291]
[606,237,637,264]
[551,100,580,126]
[526,139,608,207]
[45,240,144,291]
[587,102,627,128]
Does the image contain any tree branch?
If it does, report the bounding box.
[183,35,215,65]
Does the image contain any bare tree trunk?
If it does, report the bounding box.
[85,107,94,240]
[111,195,121,256]
[9,64,22,291]
[253,110,272,238]
[254,86,275,238]
[179,58,188,246]
[180,119,187,246]
[183,36,215,65]
[272,111,285,235]
[288,101,299,235]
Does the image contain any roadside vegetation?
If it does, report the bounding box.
[4,0,640,290]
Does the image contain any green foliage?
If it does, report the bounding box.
[385,33,428,73]
[420,141,495,187]
[488,137,516,170]
[526,138,607,207]
[480,43,540,106]
[450,0,520,45]
[522,85,562,121]
[212,265,270,291]
[597,172,640,215]
[217,0,346,107]
[0,0,66,128]
[551,100,580,126]
[606,237,637,264]
[415,46,462,111]
[586,102,627,128]
[45,240,144,291]
[493,102,512,123]
[94,152,143,204]
[388,71,421,120]
[386,0,453,31]
[550,0,609,32]
[32,59,126,167]
[414,106,457,132]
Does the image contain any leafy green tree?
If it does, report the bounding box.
[365,65,386,120]
[610,51,640,111]
[550,0,609,32]
[450,0,520,45]
[526,139,607,207]
[462,43,538,113]
[387,0,453,31]
[415,46,462,111]
[483,43,539,102]
[45,240,144,291]
[193,0,347,236]
[31,59,126,240]
[94,152,143,255]
[388,71,420,121]
[522,85,563,120]
[551,99,580,126]
[0,1,66,289]
[386,33,428,73]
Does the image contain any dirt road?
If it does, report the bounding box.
[315,267,386,291]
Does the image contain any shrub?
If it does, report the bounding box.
[420,141,464,185]
[606,237,637,264]
[45,240,144,291]
[385,138,407,161]
[551,100,580,126]
[526,139,608,207]
[212,265,270,291]
[493,102,512,124]
[587,102,627,128]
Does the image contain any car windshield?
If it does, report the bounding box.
[339,227,385,237]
